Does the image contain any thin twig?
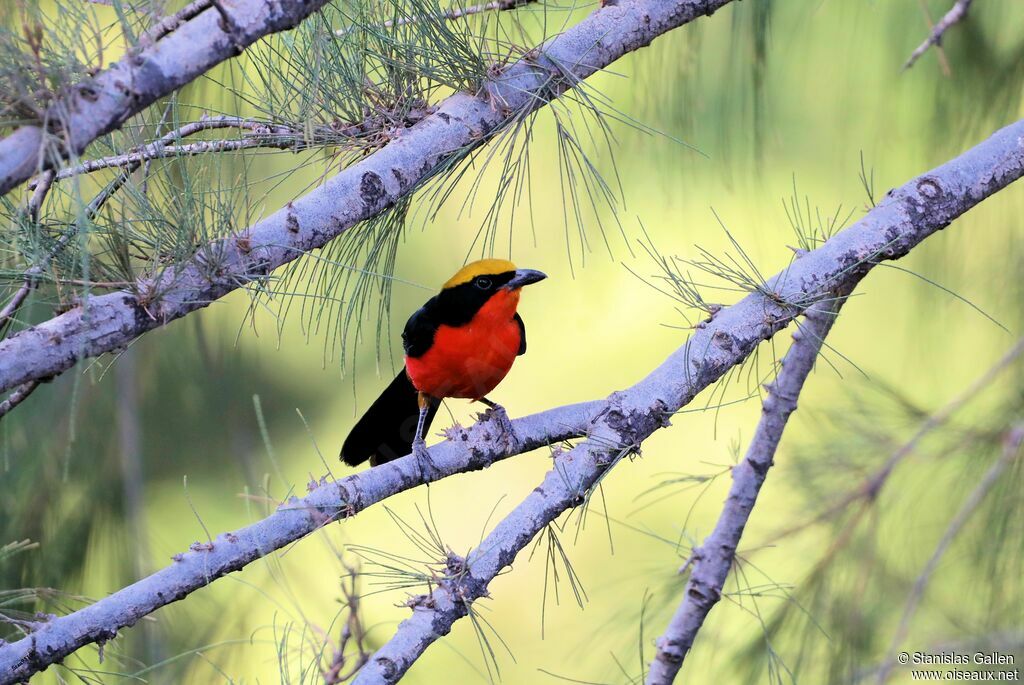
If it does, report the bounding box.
[335,0,536,36]
[51,116,325,180]
[913,0,952,76]
[874,423,1024,684]
[645,293,849,684]
[58,136,304,177]
[903,0,973,71]
[46,106,434,182]
[324,564,371,684]
[0,381,40,419]
[138,0,213,46]
[26,169,55,223]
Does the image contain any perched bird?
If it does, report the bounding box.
[340,259,547,468]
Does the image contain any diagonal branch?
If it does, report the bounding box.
[0,401,601,684]
[0,0,338,198]
[0,380,40,419]
[903,0,973,71]
[0,0,738,397]
[644,293,848,685]
[345,120,1024,684]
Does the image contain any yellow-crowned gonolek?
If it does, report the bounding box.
[340,259,546,467]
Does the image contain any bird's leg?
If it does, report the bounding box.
[413,393,439,478]
[476,396,517,448]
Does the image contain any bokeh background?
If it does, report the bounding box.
[2,1,1024,683]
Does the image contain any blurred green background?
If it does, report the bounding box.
[2,1,1023,683]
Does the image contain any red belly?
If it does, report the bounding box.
[405,290,522,400]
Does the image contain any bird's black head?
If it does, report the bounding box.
[432,259,546,324]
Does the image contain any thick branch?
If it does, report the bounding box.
[0,0,736,396]
[0,401,600,684]
[645,294,847,685]
[347,121,1024,684]
[903,0,973,71]
[0,0,336,198]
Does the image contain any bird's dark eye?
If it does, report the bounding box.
[475,277,492,290]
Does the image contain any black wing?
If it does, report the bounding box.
[514,312,527,355]
[402,300,438,358]
[340,370,439,466]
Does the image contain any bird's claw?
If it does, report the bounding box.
[412,438,440,481]
[479,404,518,448]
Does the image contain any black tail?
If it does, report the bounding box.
[340,371,438,466]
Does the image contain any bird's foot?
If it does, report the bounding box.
[412,438,440,481]
[478,404,518,449]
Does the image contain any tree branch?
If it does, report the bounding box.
[644,293,848,685]
[51,118,329,179]
[0,0,737,397]
[0,380,40,419]
[345,121,1024,684]
[0,0,337,198]
[323,564,371,684]
[46,113,430,181]
[0,401,600,684]
[903,0,973,71]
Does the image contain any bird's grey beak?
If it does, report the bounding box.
[504,268,547,290]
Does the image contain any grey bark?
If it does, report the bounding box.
[644,294,848,685]
[0,401,600,684]
[349,119,1024,685]
[0,0,736,396]
[50,116,330,180]
[903,0,973,71]
[0,0,337,198]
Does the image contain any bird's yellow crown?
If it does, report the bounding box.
[442,259,517,289]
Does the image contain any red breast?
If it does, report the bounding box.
[405,288,522,399]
